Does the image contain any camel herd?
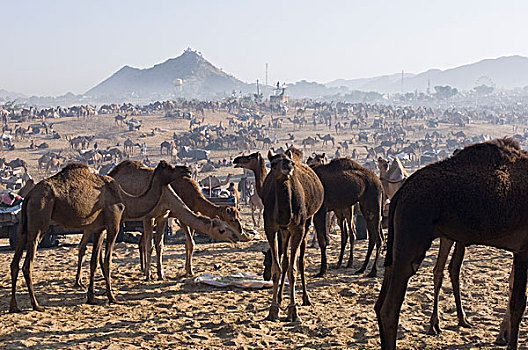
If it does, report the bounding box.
[5,94,528,348]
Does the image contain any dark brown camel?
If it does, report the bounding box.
[263,149,324,321]
[311,157,383,277]
[376,138,528,350]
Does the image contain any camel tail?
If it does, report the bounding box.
[18,196,28,240]
[384,190,400,267]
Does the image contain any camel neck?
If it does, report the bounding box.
[253,161,267,199]
[122,170,163,219]
[172,179,220,216]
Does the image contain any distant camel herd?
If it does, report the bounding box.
[8,137,528,349]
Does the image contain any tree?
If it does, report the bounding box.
[473,84,494,95]
[434,85,458,100]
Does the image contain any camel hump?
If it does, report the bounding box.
[60,162,89,172]
[328,157,362,170]
[454,137,524,165]
[108,160,149,176]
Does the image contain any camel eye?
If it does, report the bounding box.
[219,228,225,233]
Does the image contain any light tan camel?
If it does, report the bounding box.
[77,161,248,280]
[376,157,408,200]
[10,160,188,312]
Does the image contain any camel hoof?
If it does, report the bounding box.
[302,297,311,306]
[366,269,377,278]
[427,323,441,335]
[314,270,326,278]
[354,268,366,275]
[495,332,509,346]
[9,305,21,313]
[33,305,45,312]
[346,261,354,268]
[108,296,120,305]
[286,304,300,322]
[87,296,99,305]
[266,304,280,321]
[73,281,86,291]
[458,318,473,328]
[332,263,342,270]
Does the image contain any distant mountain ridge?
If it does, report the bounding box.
[86,49,252,101]
[326,55,528,93]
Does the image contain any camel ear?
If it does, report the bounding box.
[322,153,326,158]
[285,149,293,159]
[267,150,274,161]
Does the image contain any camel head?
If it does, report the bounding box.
[268,151,295,179]
[233,152,261,170]
[208,217,245,243]
[307,153,327,167]
[153,160,191,185]
[219,206,244,237]
[377,157,389,172]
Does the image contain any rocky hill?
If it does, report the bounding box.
[86,49,252,102]
[326,55,528,93]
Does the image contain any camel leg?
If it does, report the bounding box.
[346,207,356,268]
[251,204,256,226]
[142,218,155,281]
[10,227,28,313]
[138,231,145,273]
[375,225,432,350]
[87,231,105,305]
[265,228,282,321]
[356,210,382,277]
[75,231,92,290]
[496,262,515,345]
[21,229,45,312]
[300,220,311,306]
[286,224,305,322]
[427,238,454,335]
[313,209,328,277]
[182,224,195,276]
[154,216,168,280]
[101,206,124,305]
[335,212,347,269]
[277,230,290,305]
[506,254,528,350]
[448,242,472,328]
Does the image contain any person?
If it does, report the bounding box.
[93,142,98,151]
[238,176,248,204]
[141,142,147,156]
[227,182,240,209]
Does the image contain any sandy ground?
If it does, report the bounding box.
[0,109,526,348]
[0,230,521,349]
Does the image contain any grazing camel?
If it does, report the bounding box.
[263,149,324,321]
[376,138,528,350]
[94,161,247,279]
[10,161,188,312]
[311,157,383,277]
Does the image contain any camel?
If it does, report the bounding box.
[10,160,189,312]
[316,133,335,147]
[199,174,232,189]
[262,149,324,321]
[82,161,247,280]
[160,140,175,155]
[248,186,264,226]
[123,138,141,155]
[376,157,408,200]
[114,114,127,126]
[310,157,383,277]
[375,138,528,350]
[301,136,317,150]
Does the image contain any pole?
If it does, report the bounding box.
[265,63,268,87]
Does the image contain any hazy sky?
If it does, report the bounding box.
[2,0,527,96]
